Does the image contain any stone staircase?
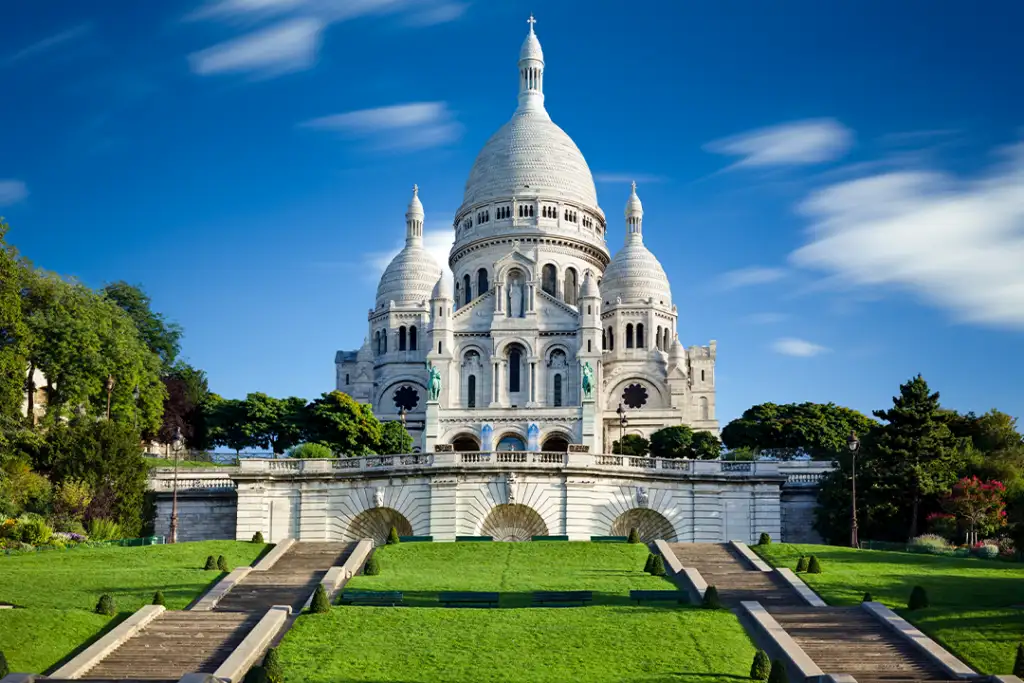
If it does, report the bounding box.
[668,542,804,608]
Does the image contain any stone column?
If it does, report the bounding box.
[490,360,500,407]
[581,398,599,452]
[527,360,538,406]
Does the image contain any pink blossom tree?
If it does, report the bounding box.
[942,476,1007,545]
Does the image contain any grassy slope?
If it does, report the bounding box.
[0,540,267,673]
[144,457,234,470]
[346,541,676,606]
[754,542,1024,675]
[280,542,754,683]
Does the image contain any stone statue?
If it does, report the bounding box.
[506,472,518,505]
[425,361,442,401]
[373,487,385,508]
[508,278,524,318]
[636,486,648,508]
[581,361,594,399]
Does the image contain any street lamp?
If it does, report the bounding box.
[170,426,183,544]
[398,406,407,427]
[847,430,860,549]
[105,375,115,420]
[616,402,628,454]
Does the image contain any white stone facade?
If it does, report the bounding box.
[335,18,717,453]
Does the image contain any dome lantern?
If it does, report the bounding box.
[406,184,424,245]
[518,15,545,114]
[375,186,442,308]
[625,181,643,239]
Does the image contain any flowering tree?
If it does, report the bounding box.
[942,476,1007,545]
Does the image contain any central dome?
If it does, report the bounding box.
[461,110,598,209]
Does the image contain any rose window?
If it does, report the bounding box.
[622,383,648,409]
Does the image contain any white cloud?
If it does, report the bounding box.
[705,119,853,169]
[0,180,28,206]
[185,0,307,22]
[772,338,829,357]
[188,18,323,76]
[745,312,788,325]
[4,24,92,66]
[404,2,468,26]
[301,102,461,151]
[594,173,667,185]
[790,141,1024,329]
[718,266,787,290]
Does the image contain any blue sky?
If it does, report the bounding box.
[3,0,1023,425]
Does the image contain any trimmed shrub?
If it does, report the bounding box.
[795,556,808,572]
[386,526,400,545]
[0,649,8,678]
[627,527,641,544]
[807,556,822,574]
[244,665,270,683]
[767,659,788,683]
[95,594,116,615]
[702,585,722,609]
[152,591,165,606]
[650,554,666,576]
[974,544,999,560]
[204,555,216,570]
[862,592,873,602]
[643,553,655,573]
[364,553,381,576]
[263,647,284,683]
[750,649,771,681]
[909,533,952,555]
[758,532,771,546]
[908,585,929,610]
[1013,642,1024,678]
[310,584,330,614]
[251,531,265,544]
[217,555,229,572]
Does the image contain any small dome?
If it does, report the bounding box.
[407,184,424,220]
[669,337,686,364]
[520,18,543,62]
[579,270,600,299]
[431,273,453,300]
[625,181,643,217]
[601,239,672,307]
[376,245,441,308]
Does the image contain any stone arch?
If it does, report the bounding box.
[493,336,535,358]
[541,263,558,296]
[451,433,481,451]
[610,508,677,542]
[541,434,570,452]
[345,507,413,544]
[605,375,668,410]
[375,378,428,413]
[479,504,549,541]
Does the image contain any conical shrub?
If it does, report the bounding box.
[217,555,229,572]
[251,531,265,544]
[758,532,771,546]
[807,556,822,574]
[152,591,165,606]
[908,585,929,610]
[0,649,9,678]
[364,553,381,576]
[862,592,873,602]
[627,527,641,544]
[1013,642,1024,678]
[767,659,788,683]
[702,585,722,609]
[795,556,808,572]
[750,649,771,681]
[95,594,116,616]
[310,584,330,614]
[244,665,270,683]
[204,555,216,570]
[643,553,655,573]
[650,555,666,576]
[263,647,284,683]
[387,526,400,545]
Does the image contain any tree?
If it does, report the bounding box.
[942,476,1007,545]
[243,393,308,456]
[722,402,877,460]
[305,391,383,456]
[612,434,649,456]
[288,443,333,459]
[207,397,255,455]
[159,363,212,449]
[378,420,413,454]
[649,425,693,458]
[691,430,722,459]
[102,281,182,371]
[0,218,27,421]
[871,375,963,540]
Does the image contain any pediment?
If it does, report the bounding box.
[494,245,537,280]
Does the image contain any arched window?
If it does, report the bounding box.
[374,330,380,354]
[602,330,607,350]
[700,396,710,421]
[509,347,522,393]
[477,268,488,296]
[383,330,388,353]
[656,326,662,350]
[554,374,563,407]
[399,326,407,351]
[463,274,472,305]
[626,324,634,349]
[409,325,417,351]
[607,326,615,351]
[467,375,476,409]
[636,323,645,348]
[587,339,592,353]
[564,267,578,306]
[542,264,557,296]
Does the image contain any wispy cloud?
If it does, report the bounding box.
[4,23,92,66]
[705,119,853,170]
[772,337,829,357]
[301,102,462,152]
[404,2,468,26]
[0,180,28,206]
[790,140,1024,330]
[744,312,788,325]
[593,173,668,185]
[185,0,307,23]
[188,17,323,77]
[717,266,787,290]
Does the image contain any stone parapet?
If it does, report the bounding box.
[49,605,166,679]
[861,602,975,679]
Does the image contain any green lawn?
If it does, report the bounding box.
[0,540,267,674]
[346,541,676,606]
[144,456,236,470]
[279,606,754,683]
[754,542,1024,674]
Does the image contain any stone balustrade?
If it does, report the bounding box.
[148,469,238,492]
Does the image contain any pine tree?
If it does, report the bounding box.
[862,592,873,602]
[650,555,666,576]
[217,555,229,572]
[251,531,265,544]
[244,665,270,683]
[152,591,165,606]
[908,585,929,610]
[1013,642,1024,678]
[807,556,822,574]
[750,650,771,681]
[795,556,808,572]
[263,647,284,683]
[758,532,771,546]
[0,648,9,678]
[767,659,788,683]
[702,585,721,609]
[310,584,331,613]
[643,553,655,573]
[204,555,216,570]
[96,594,116,615]
[387,526,400,545]
[364,554,381,576]
[627,527,641,544]
[871,375,962,540]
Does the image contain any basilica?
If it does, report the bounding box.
[335,18,717,454]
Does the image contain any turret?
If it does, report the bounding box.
[576,271,603,357]
[625,180,643,238]
[406,184,424,244]
[517,15,546,114]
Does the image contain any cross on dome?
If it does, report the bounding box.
[527,14,536,32]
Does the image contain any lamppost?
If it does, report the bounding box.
[170,426,182,544]
[847,430,860,549]
[398,406,407,427]
[105,375,115,420]
[616,402,628,453]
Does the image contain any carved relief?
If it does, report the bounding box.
[373,487,385,508]
[506,472,518,505]
[636,486,649,508]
